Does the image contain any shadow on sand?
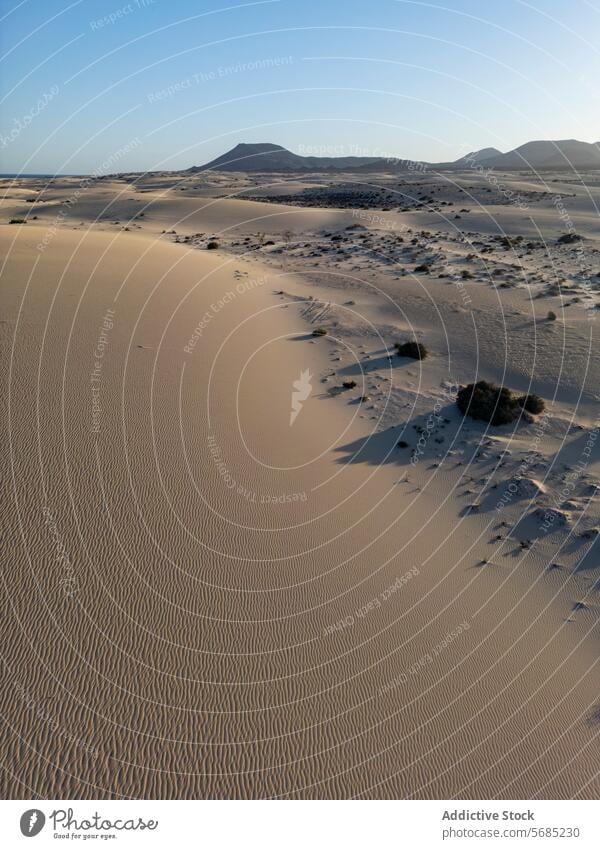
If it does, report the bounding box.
[333,402,458,468]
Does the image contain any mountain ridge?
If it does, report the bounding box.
[192,139,600,173]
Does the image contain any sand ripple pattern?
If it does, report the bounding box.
[0,215,599,801]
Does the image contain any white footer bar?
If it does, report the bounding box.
[0,800,597,848]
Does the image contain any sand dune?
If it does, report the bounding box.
[1,174,599,798]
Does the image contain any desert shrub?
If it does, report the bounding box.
[9,218,26,224]
[518,393,545,415]
[499,236,522,249]
[342,380,357,389]
[312,327,327,336]
[395,341,428,360]
[457,381,545,425]
[547,310,557,321]
[206,240,219,249]
[557,233,582,244]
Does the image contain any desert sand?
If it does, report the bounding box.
[1,167,599,798]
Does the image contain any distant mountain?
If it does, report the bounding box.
[192,143,303,172]
[191,142,381,172]
[451,147,503,166]
[483,139,600,170]
[190,139,600,173]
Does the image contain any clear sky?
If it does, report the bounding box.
[1,0,599,174]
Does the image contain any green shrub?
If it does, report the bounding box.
[312,327,327,337]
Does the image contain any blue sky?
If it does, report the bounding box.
[1,0,599,174]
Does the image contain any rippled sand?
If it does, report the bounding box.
[1,176,599,798]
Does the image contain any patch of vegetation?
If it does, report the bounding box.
[312,327,327,337]
[547,310,557,321]
[498,235,523,249]
[395,341,428,360]
[206,240,219,249]
[519,393,545,415]
[557,233,582,244]
[9,218,26,224]
[342,380,357,389]
[456,381,545,425]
